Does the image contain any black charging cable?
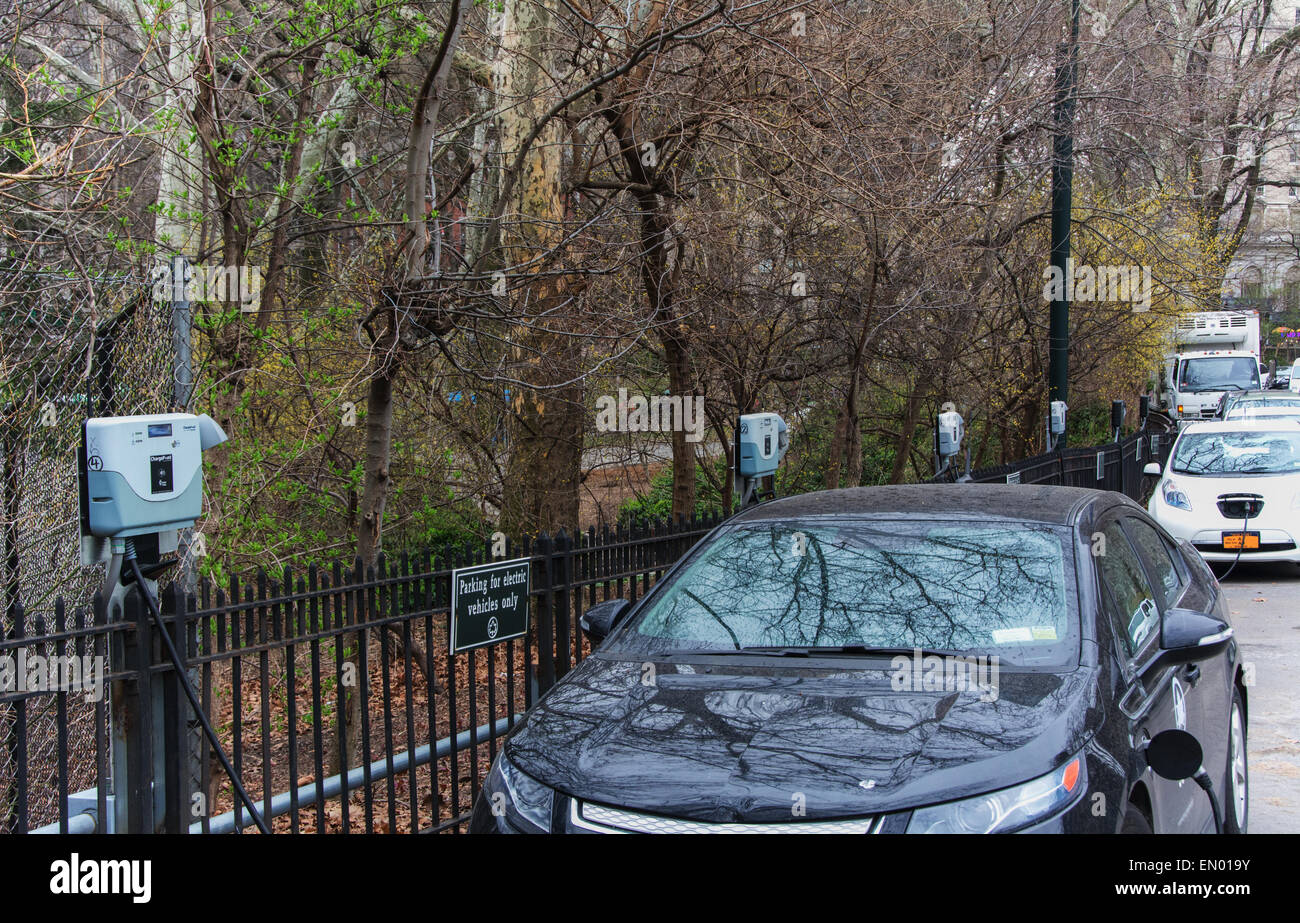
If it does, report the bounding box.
[124,551,270,834]
[1192,766,1224,835]
[1217,512,1252,582]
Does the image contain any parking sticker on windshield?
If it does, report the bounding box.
[1031,626,1057,641]
[992,627,1034,644]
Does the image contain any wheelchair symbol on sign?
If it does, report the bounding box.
[487,616,499,640]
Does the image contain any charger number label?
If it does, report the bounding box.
[150,454,174,494]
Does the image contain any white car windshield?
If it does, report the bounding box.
[1171,430,1300,475]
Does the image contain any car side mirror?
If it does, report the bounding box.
[1142,462,1162,477]
[580,598,631,646]
[1156,608,1233,666]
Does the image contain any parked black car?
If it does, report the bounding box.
[471,485,1247,834]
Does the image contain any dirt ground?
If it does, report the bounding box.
[578,460,663,528]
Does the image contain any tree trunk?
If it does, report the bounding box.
[499,325,585,536]
[889,380,925,483]
[493,0,582,536]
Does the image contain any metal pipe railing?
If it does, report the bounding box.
[194,715,518,834]
[30,715,516,834]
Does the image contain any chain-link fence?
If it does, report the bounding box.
[2,262,180,830]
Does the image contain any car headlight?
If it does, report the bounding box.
[907,755,1085,834]
[482,752,554,832]
[1162,480,1192,511]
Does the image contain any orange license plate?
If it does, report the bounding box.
[1222,532,1260,550]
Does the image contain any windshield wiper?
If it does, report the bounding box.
[731,644,968,658]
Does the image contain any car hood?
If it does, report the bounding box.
[1164,471,1300,509]
[505,655,1100,823]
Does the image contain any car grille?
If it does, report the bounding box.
[1217,494,1265,519]
[571,800,881,834]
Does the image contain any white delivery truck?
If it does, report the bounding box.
[1157,310,1261,421]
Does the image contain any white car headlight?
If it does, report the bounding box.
[907,755,1085,834]
[1162,480,1193,511]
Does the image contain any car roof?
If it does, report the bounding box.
[1179,419,1300,433]
[729,483,1126,527]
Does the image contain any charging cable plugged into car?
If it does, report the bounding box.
[1144,729,1224,834]
[1215,493,1264,581]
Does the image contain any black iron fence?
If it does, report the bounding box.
[929,421,1176,499]
[2,516,719,834]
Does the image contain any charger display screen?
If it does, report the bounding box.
[148,423,172,438]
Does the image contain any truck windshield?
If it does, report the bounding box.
[1178,357,1260,392]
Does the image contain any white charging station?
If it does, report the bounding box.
[735,412,789,506]
[934,402,970,480]
[79,412,226,565]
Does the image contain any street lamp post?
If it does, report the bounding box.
[1048,0,1080,446]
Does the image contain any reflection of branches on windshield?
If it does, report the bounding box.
[816,527,1063,649]
[780,531,840,646]
[855,539,960,645]
[1175,438,1227,474]
[1174,434,1300,474]
[641,524,1066,655]
[682,589,741,649]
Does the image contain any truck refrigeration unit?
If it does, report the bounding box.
[1157,309,1262,422]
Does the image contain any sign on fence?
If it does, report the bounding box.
[1006,471,1021,484]
[450,557,531,653]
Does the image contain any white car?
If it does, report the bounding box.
[1146,419,1300,564]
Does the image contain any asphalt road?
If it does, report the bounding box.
[1215,559,1300,834]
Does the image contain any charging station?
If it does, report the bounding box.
[80,413,228,566]
[934,402,971,481]
[734,412,789,506]
[1048,400,1068,451]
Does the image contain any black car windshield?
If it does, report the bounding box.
[1171,429,1300,475]
[1178,357,1259,392]
[613,520,1077,667]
